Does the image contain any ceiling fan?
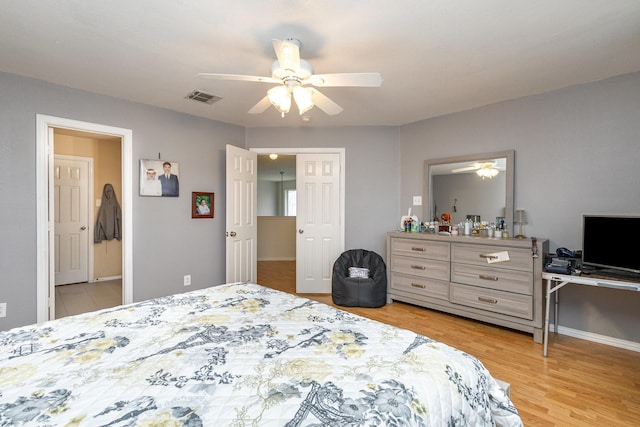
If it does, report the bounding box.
[196,38,382,117]
[452,161,502,179]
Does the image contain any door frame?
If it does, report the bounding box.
[251,147,345,269]
[36,114,134,322]
[54,154,94,285]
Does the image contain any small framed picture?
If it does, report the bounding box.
[192,192,214,218]
[140,159,180,197]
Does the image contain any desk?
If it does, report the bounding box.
[543,272,640,357]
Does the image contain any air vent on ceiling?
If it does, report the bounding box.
[185,90,221,105]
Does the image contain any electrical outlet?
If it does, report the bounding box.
[413,196,422,206]
[0,303,6,318]
[183,275,191,286]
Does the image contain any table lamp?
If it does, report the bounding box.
[515,209,527,239]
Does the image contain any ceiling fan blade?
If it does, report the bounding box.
[196,73,279,84]
[248,96,272,114]
[451,167,475,173]
[272,39,301,72]
[305,72,382,87]
[452,161,502,173]
[310,88,343,116]
[451,165,480,173]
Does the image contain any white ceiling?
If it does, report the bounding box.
[1,1,639,128]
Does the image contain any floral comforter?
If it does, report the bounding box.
[0,283,522,426]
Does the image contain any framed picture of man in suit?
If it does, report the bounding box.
[140,159,180,197]
[192,192,214,218]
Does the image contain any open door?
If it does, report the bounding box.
[53,155,91,286]
[295,153,342,293]
[225,144,257,283]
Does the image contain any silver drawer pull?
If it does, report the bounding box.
[411,283,426,289]
[479,274,499,281]
[478,296,498,304]
[411,247,426,252]
[479,254,498,260]
[410,265,426,270]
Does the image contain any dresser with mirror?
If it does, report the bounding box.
[388,150,548,343]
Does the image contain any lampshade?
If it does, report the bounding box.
[268,83,316,117]
[267,86,291,115]
[476,166,499,179]
[515,209,527,238]
[515,209,528,224]
[293,86,314,114]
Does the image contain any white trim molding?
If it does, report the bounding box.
[551,323,640,353]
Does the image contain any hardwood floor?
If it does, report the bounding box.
[258,260,640,427]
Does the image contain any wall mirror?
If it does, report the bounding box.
[423,150,514,234]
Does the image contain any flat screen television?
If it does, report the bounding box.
[582,215,640,274]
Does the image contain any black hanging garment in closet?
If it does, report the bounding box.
[94,183,122,243]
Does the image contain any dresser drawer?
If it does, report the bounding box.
[450,283,533,320]
[451,263,533,295]
[451,243,532,271]
[391,238,450,261]
[390,255,450,281]
[390,272,449,301]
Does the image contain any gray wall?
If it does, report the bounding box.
[400,72,640,343]
[257,179,295,216]
[257,180,278,216]
[246,126,400,257]
[0,72,244,329]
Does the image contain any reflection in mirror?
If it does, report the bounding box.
[423,150,514,234]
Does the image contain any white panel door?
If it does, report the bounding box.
[296,153,342,293]
[54,156,90,285]
[226,144,257,283]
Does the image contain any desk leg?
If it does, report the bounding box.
[543,278,551,357]
[554,288,559,334]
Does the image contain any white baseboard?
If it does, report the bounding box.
[551,323,640,352]
[93,275,122,282]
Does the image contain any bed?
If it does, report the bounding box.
[0,282,523,426]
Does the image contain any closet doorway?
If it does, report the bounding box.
[53,130,122,318]
[36,115,133,323]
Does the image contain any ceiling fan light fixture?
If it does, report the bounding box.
[476,166,499,179]
[267,86,291,115]
[197,38,381,118]
[293,86,314,115]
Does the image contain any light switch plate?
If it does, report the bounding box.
[413,196,422,206]
[0,303,6,318]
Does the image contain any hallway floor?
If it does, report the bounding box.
[55,279,122,319]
